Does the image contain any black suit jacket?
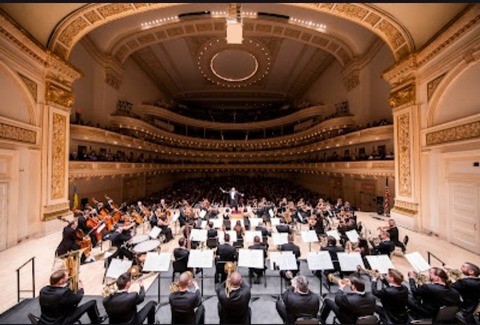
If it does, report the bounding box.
[216,243,237,262]
[281,286,320,324]
[169,289,202,324]
[371,279,409,323]
[276,224,292,234]
[280,242,301,259]
[255,226,271,237]
[207,228,218,238]
[174,247,190,265]
[373,239,395,256]
[39,285,84,324]
[334,289,376,324]
[216,281,251,324]
[409,279,461,318]
[452,276,480,314]
[56,226,77,256]
[321,245,344,272]
[103,286,146,324]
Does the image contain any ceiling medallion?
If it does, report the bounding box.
[197,38,271,88]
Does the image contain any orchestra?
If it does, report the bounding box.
[46,192,479,325]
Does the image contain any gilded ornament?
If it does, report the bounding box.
[46,83,75,108]
[18,73,38,102]
[427,73,446,101]
[51,113,66,200]
[137,33,155,45]
[284,28,301,38]
[0,122,36,144]
[334,3,369,20]
[58,16,89,47]
[364,13,381,27]
[377,20,405,50]
[97,3,133,18]
[426,121,480,146]
[389,84,415,108]
[397,114,411,197]
[84,10,102,24]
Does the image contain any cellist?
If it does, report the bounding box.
[76,210,98,247]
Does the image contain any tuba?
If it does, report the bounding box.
[224,261,237,298]
[62,249,82,293]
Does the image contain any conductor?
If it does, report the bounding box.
[220,187,244,213]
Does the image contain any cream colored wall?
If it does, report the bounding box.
[303,60,347,106]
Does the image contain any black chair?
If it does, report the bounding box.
[215,260,228,284]
[295,317,320,324]
[28,313,83,324]
[172,259,188,282]
[233,237,244,249]
[410,306,460,324]
[333,314,377,324]
[207,237,219,249]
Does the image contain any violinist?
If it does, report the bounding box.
[55,219,87,264]
[151,208,174,243]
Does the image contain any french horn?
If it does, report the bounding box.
[224,261,237,298]
[327,273,351,285]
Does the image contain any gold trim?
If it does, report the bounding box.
[51,113,67,200]
[0,122,36,144]
[46,82,74,108]
[426,120,480,146]
[397,113,412,197]
[18,73,38,102]
[427,73,446,102]
[389,83,415,108]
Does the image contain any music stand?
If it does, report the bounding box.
[172,211,180,235]
[211,219,223,229]
[148,226,161,239]
[217,230,237,244]
[345,229,360,244]
[142,252,171,307]
[306,251,334,295]
[187,249,214,296]
[190,229,207,248]
[105,258,132,284]
[272,233,288,246]
[270,251,298,295]
[365,255,395,274]
[337,252,365,272]
[301,230,319,252]
[249,218,262,228]
[405,251,431,272]
[244,230,262,244]
[326,229,341,241]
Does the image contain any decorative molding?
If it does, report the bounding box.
[45,82,74,109]
[389,83,415,108]
[51,113,67,200]
[0,121,36,144]
[426,120,480,146]
[105,68,122,89]
[397,113,412,197]
[427,73,446,102]
[343,71,360,91]
[17,73,38,102]
[382,55,417,88]
[45,52,82,87]
[43,202,71,221]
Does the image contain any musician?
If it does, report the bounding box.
[151,208,174,243]
[319,236,344,278]
[207,221,218,239]
[384,219,407,253]
[174,237,190,270]
[220,187,244,213]
[278,234,301,285]
[276,218,292,235]
[177,204,188,227]
[255,221,272,238]
[312,213,325,237]
[370,230,395,257]
[451,262,480,323]
[248,235,267,285]
[319,275,376,324]
[76,210,98,247]
[169,271,205,324]
[216,271,252,324]
[103,272,157,324]
[275,275,320,325]
[55,219,88,264]
[39,269,106,324]
[215,233,238,283]
[106,223,134,262]
[407,266,461,319]
[233,220,246,245]
[371,268,409,324]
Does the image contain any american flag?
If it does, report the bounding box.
[384,178,390,216]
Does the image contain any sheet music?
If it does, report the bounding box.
[200,220,208,229]
[211,219,223,229]
[268,209,274,218]
[172,211,180,222]
[199,210,207,219]
[272,233,288,246]
[149,226,161,239]
[187,249,214,268]
[306,251,334,271]
[106,258,132,279]
[405,251,431,272]
[238,249,264,268]
[245,230,262,243]
[337,252,365,271]
[269,251,298,270]
[142,252,172,272]
[271,218,280,227]
[345,230,360,243]
[96,223,106,234]
[217,230,237,244]
[190,229,207,242]
[365,255,395,274]
[326,229,341,241]
[301,230,319,243]
[249,218,262,228]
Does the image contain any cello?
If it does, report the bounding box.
[105,194,123,223]
[57,216,92,256]
[92,197,114,231]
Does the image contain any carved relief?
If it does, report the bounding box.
[364,13,381,27]
[0,122,36,144]
[426,121,480,146]
[397,114,412,197]
[284,28,301,38]
[46,82,74,108]
[166,26,184,37]
[389,84,415,108]
[137,33,155,44]
[51,113,67,200]
[312,36,329,47]
[427,73,446,101]
[97,3,133,18]
[18,73,38,102]
[343,73,360,91]
[377,19,405,50]
[336,48,351,65]
[105,70,121,89]
[334,3,369,20]
[84,10,102,24]
[256,24,273,33]
[58,16,89,47]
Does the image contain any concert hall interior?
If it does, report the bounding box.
[0,3,479,325]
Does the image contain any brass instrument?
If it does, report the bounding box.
[344,240,357,253]
[102,280,118,298]
[443,266,464,283]
[169,270,194,293]
[224,261,237,298]
[356,265,384,280]
[413,271,431,285]
[62,249,83,293]
[128,265,142,280]
[319,234,328,247]
[327,273,351,285]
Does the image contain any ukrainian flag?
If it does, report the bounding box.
[73,183,79,210]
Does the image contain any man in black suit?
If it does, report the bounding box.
[103,272,157,324]
[319,275,376,324]
[276,275,320,325]
[385,219,406,253]
[278,234,301,285]
[106,223,134,262]
[220,187,244,213]
[39,269,106,324]
[319,236,344,277]
[276,218,292,234]
[248,235,267,285]
[407,266,461,319]
[215,233,238,283]
[371,268,409,324]
[55,219,79,257]
[216,271,252,324]
[174,237,190,270]
[452,262,480,323]
[370,230,395,257]
[169,271,205,324]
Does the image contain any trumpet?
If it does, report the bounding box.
[102,280,118,298]
[224,261,237,298]
[327,273,351,286]
[356,265,384,280]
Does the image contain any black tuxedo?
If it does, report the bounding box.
[320,289,376,324]
[169,289,204,324]
[39,286,102,324]
[276,286,320,325]
[103,286,156,324]
[452,276,480,322]
[216,281,252,324]
[371,278,409,324]
[320,245,344,273]
[207,228,218,239]
[216,243,237,262]
[276,224,292,234]
[174,247,190,262]
[408,279,461,318]
[386,226,406,251]
[372,239,395,256]
[255,226,271,238]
